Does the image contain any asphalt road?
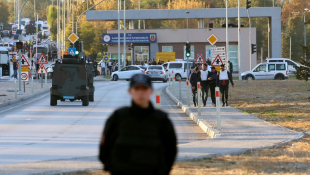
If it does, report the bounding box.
[0,80,207,174]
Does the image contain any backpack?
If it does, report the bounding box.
[110,107,166,175]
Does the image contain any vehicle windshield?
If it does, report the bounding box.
[148,66,162,70]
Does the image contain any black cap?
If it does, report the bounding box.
[130,74,152,88]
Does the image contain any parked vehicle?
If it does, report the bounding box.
[1,30,10,37]
[162,61,193,81]
[242,62,289,80]
[111,65,146,81]
[266,58,300,74]
[145,65,168,82]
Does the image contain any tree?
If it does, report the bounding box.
[79,21,96,56]
[47,5,57,40]
[0,1,10,24]
[295,45,310,81]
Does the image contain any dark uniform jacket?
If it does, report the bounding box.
[99,102,177,175]
[207,71,217,85]
[216,70,234,86]
[13,62,17,70]
[190,72,201,90]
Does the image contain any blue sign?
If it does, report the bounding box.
[104,56,109,61]
[68,48,76,56]
[102,33,157,44]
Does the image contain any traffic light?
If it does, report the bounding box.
[186,43,191,57]
[246,0,251,9]
[251,44,256,54]
[74,41,80,55]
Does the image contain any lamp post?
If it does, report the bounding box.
[123,0,126,68]
[238,0,242,80]
[186,11,189,79]
[226,0,229,69]
[118,0,120,71]
[247,7,252,70]
[281,33,292,60]
[292,12,306,61]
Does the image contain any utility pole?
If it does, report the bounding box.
[238,0,242,80]
[247,9,252,70]
[118,0,120,71]
[123,0,126,68]
[225,0,229,69]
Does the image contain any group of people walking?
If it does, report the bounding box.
[190,63,234,107]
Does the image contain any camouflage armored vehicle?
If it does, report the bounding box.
[50,57,95,106]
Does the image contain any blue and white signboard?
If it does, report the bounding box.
[68,48,76,56]
[102,33,157,44]
[104,56,109,61]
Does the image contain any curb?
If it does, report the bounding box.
[0,88,50,108]
[165,87,221,138]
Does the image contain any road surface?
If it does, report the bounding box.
[0,80,207,174]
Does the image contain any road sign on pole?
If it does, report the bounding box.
[21,72,29,82]
[36,64,48,74]
[37,53,48,64]
[195,53,206,64]
[68,33,79,44]
[68,48,76,56]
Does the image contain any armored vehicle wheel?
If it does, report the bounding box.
[50,95,57,106]
[82,96,89,106]
[89,94,94,102]
[70,99,75,102]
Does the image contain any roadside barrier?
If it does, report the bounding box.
[168,73,171,89]
[172,71,175,96]
[155,91,161,109]
[179,79,182,100]
[197,82,201,115]
[215,87,221,131]
[14,78,17,99]
[186,79,190,106]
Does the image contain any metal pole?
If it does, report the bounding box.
[58,0,61,60]
[31,76,33,94]
[215,87,221,131]
[179,79,182,100]
[186,12,189,80]
[261,47,263,63]
[138,0,140,29]
[238,0,242,80]
[123,0,126,68]
[186,80,190,106]
[15,78,17,99]
[247,9,252,70]
[118,0,120,71]
[172,71,175,95]
[304,15,306,61]
[18,49,23,95]
[155,91,161,109]
[226,0,229,67]
[72,0,74,33]
[63,0,65,52]
[197,82,201,115]
[290,36,292,60]
[18,0,20,29]
[131,43,133,65]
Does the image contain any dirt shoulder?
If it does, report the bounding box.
[60,80,310,175]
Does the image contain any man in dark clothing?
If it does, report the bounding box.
[207,58,211,66]
[207,67,217,107]
[190,67,201,107]
[228,60,233,73]
[200,64,210,107]
[11,59,18,79]
[216,64,234,107]
[99,74,177,175]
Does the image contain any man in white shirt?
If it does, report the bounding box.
[200,64,210,107]
[216,64,234,107]
[108,61,112,76]
[101,61,106,76]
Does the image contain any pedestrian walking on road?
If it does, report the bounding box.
[217,64,234,107]
[11,58,18,79]
[228,60,233,73]
[108,61,112,76]
[101,61,106,76]
[207,66,217,107]
[190,67,201,107]
[93,60,98,77]
[99,74,177,175]
[200,64,210,107]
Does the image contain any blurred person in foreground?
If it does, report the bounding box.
[99,74,177,175]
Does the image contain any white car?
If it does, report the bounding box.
[111,65,146,81]
[242,62,289,80]
[266,58,300,74]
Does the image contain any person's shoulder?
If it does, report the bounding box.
[111,107,131,118]
[154,109,169,120]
